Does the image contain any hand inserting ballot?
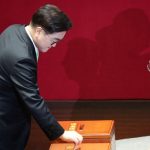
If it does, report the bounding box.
[59,130,83,150]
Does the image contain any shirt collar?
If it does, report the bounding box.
[25,27,39,61]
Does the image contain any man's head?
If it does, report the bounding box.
[28,4,72,52]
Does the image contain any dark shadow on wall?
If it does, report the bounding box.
[63,37,101,99]
[63,8,150,100]
[95,8,150,98]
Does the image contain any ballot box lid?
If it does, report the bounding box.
[49,143,111,150]
[58,120,114,139]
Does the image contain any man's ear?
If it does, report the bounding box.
[35,26,43,35]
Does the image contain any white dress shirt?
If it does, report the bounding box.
[25,27,39,61]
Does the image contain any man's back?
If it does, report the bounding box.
[0,25,36,150]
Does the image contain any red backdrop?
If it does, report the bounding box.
[1,0,150,100]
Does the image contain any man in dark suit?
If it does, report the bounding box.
[0,4,83,150]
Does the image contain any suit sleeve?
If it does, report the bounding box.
[10,58,64,140]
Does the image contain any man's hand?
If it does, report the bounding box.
[59,130,83,149]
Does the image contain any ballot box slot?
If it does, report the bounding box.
[79,124,85,130]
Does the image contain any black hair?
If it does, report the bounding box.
[31,4,72,33]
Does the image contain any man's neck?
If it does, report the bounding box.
[25,25,34,39]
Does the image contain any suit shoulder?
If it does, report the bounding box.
[0,24,36,62]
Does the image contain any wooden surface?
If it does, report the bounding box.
[49,143,111,150]
[26,100,150,150]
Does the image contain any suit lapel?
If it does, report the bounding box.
[18,25,37,63]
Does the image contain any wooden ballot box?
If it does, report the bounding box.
[57,120,115,150]
[49,143,111,150]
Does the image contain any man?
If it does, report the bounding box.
[0,4,83,150]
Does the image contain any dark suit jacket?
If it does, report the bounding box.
[0,25,64,150]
